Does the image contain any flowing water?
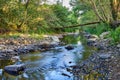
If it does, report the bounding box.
[0,34,87,80]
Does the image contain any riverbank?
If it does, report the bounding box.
[0,32,120,80]
[72,32,120,80]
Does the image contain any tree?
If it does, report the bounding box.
[71,0,120,28]
[0,0,77,33]
[51,4,75,27]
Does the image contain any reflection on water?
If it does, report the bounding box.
[60,34,81,44]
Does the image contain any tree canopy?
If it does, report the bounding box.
[71,0,120,27]
[0,0,77,33]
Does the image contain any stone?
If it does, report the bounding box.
[90,34,99,39]
[23,73,29,78]
[4,64,25,76]
[98,54,111,59]
[100,31,110,39]
[11,56,21,62]
[117,44,120,48]
[65,45,74,50]
[0,45,5,50]
[51,36,60,42]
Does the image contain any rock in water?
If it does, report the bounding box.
[65,45,74,50]
[4,64,25,76]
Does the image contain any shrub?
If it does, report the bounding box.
[110,26,120,43]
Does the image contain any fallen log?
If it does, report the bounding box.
[53,21,100,29]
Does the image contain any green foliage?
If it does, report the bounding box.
[109,27,120,43]
[51,4,75,27]
[80,10,97,23]
[0,1,77,34]
[83,23,110,35]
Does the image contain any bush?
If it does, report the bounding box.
[83,23,110,35]
[110,26,120,43]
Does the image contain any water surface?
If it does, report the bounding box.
[0,34,86,80]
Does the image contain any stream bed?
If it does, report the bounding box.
[0,34,86,80]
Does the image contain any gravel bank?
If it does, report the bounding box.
[72,32,120,80]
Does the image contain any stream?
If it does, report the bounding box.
[0,34,87,80]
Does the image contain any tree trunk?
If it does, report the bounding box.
[110,0,120,21]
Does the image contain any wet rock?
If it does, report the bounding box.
[4,64,25,76]
[65,45,74,50]
[98,54,111,59]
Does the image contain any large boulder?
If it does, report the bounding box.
[4,64,25,76]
